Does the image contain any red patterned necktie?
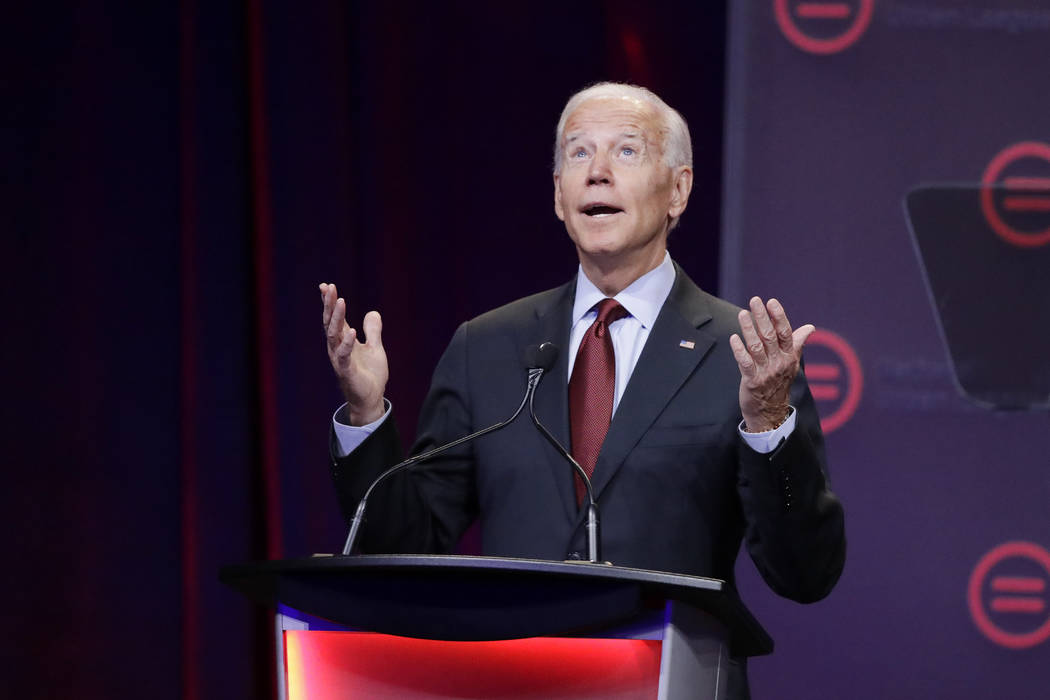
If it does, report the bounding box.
[569,298,629,505]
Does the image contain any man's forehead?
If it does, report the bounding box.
[562,96,660,141]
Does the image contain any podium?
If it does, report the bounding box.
[221,554,773,699]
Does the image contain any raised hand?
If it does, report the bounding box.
[729,297,814,433]
[320,282,389,425]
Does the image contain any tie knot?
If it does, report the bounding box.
[593,298,628,330]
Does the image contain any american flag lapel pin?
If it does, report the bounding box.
[679,340,695,350]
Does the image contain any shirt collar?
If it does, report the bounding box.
[572,251,676,329]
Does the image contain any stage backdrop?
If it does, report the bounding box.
[3,2,728,698]
[8,1,1048,697]
[723,1,1050,698]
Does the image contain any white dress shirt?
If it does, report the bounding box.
[333,251,795,456]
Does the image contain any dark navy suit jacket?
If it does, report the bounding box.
[330,265,846,696]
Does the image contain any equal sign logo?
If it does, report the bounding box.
[804,328,863,434]
[773,0,875,55]
[990,575,1045,614]
[968,541,1050,649]
[980,141,1050,249]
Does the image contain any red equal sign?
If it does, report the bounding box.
[990,576,1047,614]
[1002,176,1050,212]
[806,363,841,401]
[795,2,852,19]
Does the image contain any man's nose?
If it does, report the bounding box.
[587,152,612,185]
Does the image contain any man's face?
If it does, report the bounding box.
[554,97,691,269]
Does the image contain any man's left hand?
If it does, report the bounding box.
[730,297,814,433]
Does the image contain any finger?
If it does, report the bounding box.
[737,307,767,365]
[793,324,815,355]
[749,296,779,354]
[321,284,338,326]
[327,297,349,348]
[361,310,383,348]
[334,327,356,361]
[729,333,756,378]
[766,298,795,353]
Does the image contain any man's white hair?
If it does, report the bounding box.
[552,82,693,175]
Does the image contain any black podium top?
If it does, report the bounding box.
[220,554,773,657]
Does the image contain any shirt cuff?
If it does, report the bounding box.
[737,407,797,454]
[332,399,392,458]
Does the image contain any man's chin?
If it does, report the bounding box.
[569,226,624,254]
[574,244,644,277]
[572,234,667,272]
[574,240,624,260]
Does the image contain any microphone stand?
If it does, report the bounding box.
[340,341,603,566]
[527,386,603,565]
[340,370,543,556]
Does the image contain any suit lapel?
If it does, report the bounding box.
[526,280,578,523]
[589,265,717,501]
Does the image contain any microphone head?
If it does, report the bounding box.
[524,342,559,371]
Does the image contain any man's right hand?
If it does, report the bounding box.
[320,282,388,426]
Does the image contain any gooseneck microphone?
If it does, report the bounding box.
[340,342,555,556]
[525,343,604,565]
[522,341,559,375]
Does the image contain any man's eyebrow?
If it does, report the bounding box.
[563,131,647,145]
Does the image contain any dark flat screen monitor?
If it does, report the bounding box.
[905,185,1050,410]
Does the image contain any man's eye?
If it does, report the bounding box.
[622,147,635,156]
[573,149,588,158]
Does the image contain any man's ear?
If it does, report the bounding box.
[553,173,565,221]
[668,166,693,218]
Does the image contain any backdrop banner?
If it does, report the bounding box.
[722,1,1050,697]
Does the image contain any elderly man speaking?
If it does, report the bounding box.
[320,83,845,698]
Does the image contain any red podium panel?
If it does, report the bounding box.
[222,555,773,699]
[285,631,662,700]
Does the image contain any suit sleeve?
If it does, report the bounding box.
[735,368,846,603]
[329,322,480,554]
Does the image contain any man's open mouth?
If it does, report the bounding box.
[582,204,623,217]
